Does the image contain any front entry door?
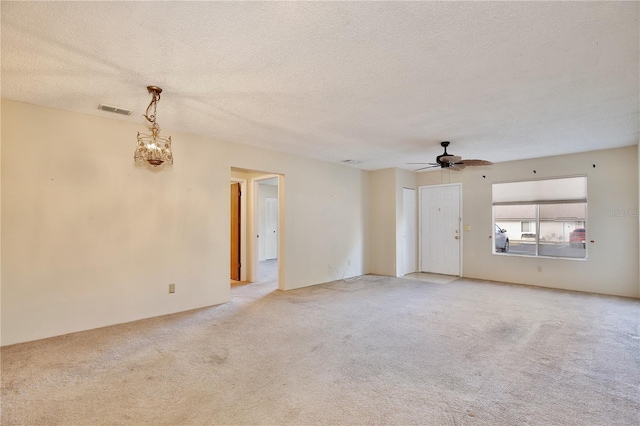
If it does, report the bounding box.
[420,185,461,276]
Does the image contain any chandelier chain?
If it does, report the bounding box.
[143,90,161,125]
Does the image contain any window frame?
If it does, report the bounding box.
[492,176,588,260]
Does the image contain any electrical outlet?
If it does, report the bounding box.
[537,266,542,273]
[169,283,175,293]
[348,259,351,266]
[328,262,333,269]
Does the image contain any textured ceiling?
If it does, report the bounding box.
[2,2,638,171]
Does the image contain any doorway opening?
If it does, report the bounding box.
[230,168,284,291]
[256,177,279,284]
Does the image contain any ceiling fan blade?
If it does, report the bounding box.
[413,165,440,172]
[459,159,494,166]
[407,162,439,165]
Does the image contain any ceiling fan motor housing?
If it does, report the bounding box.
[436,141,452,166]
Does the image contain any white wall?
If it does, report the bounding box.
[418,146,639,298]
[368,168,417,277]
[1,100,369,345]
[368,169,396,276]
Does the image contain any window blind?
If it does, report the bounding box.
[493,176,587,205]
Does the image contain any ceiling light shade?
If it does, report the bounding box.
[134,86,173,167]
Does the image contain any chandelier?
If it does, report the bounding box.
[134,86,173,167]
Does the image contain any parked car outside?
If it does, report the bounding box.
[570,228,586,248]
[495,224,509,252]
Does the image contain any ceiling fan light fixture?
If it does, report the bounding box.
[439,155,462,164]
[449,165,467,171]
[134,86,173,167]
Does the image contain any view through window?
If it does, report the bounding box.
[493,177,587,259]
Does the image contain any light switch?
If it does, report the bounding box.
[464,225,471,231]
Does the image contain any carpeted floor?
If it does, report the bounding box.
[232,259,278,288]
[2,273,639,425]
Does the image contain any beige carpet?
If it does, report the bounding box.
[2,274,639,425]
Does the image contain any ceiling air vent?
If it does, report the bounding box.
[98,104,132,115]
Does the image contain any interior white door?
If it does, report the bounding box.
[420,185,461,276]
[403,188,417,275]
[265,197,278,260]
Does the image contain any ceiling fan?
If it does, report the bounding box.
[409,141,494,171]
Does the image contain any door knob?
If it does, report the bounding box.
[455,236,459,239]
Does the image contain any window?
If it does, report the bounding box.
[520,221,536,238]
[493,177,587,259]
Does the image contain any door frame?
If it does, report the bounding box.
[230,178,247,282]
[252,174,285,290]
[418,183,463,276]
[401,187,417,276]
